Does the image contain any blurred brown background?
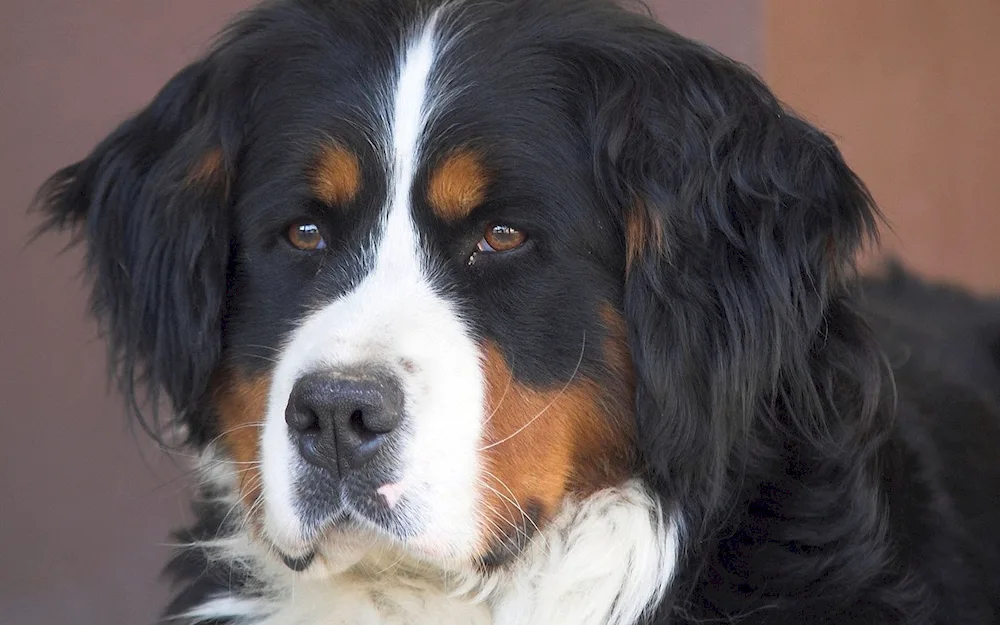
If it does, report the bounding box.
[1,1,997,623]
[767,0,1000,293]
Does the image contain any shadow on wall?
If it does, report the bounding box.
[0,1,760,623]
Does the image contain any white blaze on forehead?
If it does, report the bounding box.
[391,17,439,204]
[373,13,440,282]
[261,10,486,562]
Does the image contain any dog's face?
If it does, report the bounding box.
[38,0,876,577]
[216,11,635,567]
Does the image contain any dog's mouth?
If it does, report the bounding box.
[279,550,316,572]
[263,479,418,572]
[265,517,363,575]
[264,496,485,576]
[266,514,427,577]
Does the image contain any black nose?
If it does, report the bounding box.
[285,369,404,474]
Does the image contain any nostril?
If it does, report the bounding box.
[286,404,320,434]
[349,409,368,434]
[349,408,386,444]
[301,411,321,434]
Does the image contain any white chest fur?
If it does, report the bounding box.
[183,483,678,625]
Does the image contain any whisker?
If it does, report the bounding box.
[372,549,408,577]
[479,471,545,541]
[482,353,514,428]
[236,490,265,538]
[232,344,283,354]
[478,503,533,561]
[478,332,586,451]
[231,352,280,365]
[217,471,263,538]
[479,492,534,544]
[203,421,267,451]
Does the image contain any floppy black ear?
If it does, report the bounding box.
[587,29,886,525]
[35,57,242,442]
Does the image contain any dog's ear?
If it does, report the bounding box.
[586,28,885,523]
[35,57,243,442]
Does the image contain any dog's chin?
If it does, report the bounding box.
[263,509,479,578]
[268,525,382,578]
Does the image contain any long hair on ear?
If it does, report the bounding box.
[33,52,245,445]
[574,11,893,537]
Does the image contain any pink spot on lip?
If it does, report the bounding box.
[377,480,407,509]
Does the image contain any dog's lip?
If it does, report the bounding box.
[279,549,316,572]
[264,486,409,572]
[263,525,324,572]
[266,508,352,571]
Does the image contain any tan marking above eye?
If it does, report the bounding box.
[287,222,327,251]
[311,143,361,206]
[478,224,527,253]
[427,149,489,221]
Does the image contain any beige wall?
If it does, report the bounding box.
[652,0,763,70]
[0,2,759,623]
[0,2,253,623]
[766,0,1000,293]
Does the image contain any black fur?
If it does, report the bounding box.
[35,0,1000,623]
[161,496,258,622]
[35,56,243,444]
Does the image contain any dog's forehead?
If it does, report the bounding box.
[245,7,579,220]
[250,3,573,144]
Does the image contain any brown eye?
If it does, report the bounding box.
[287,222,327,251]
[477,224,527,253]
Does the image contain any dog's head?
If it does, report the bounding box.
[38,0,878,574]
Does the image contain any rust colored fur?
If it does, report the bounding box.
[477,328,634,557]
[311,143,362,206]
[213,371,270,509]
[427,149,489,221]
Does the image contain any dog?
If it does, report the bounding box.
[35,0,1000,623]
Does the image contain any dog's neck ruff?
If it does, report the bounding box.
[183,459,678,625]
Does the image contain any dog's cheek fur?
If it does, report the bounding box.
[476,305,635,566]
[212,370,272,511]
